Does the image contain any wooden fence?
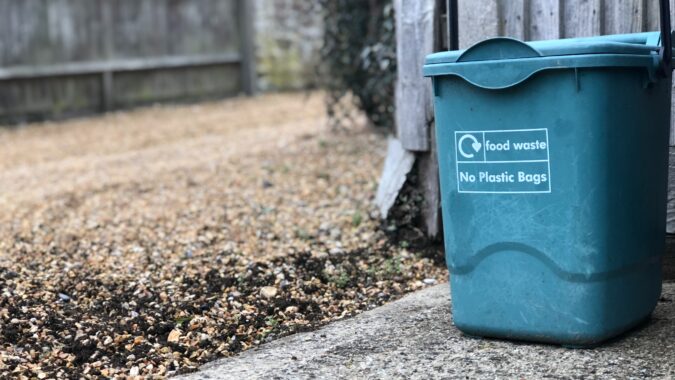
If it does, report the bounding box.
[0,0,255,124]
[387,0,675,240]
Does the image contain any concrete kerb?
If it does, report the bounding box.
[179,282,675,379]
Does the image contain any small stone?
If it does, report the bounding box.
[312,251,329,260]
[37,373,46,379]
[285,306,299,314]
[4,270,18,279]
[260,286,278,299]
[329,247,343,255]
[103,336,113,345]
[423,278,437,285]
[167,329,181,343]
[229,291,242,299]
[323,262,336,275]
[58,293,71,302]
[129,366,139,376]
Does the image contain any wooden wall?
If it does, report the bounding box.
[393,0,675,235]
[456,0,672,47]
[0,0,253,124]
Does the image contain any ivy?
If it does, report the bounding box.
[318,0,396,130]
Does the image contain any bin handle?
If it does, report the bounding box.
[659,0,672,75]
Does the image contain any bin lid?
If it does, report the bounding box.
[423,32,669,89]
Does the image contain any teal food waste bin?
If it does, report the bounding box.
[424,31,673,345]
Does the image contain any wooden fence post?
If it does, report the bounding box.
[238,0,257,95]
[101,0,114,111]
[377,0,442,238]
[394,0,437,152]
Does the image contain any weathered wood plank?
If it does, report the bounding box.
[394,0,437,152]
[667,148,675,233]
[604,0,646,34]
[646,0,661,31]
[0,53,240,80]
[238,0,257,95]
[671,78,675,147]
[110,0,167,58]
[375,136,417,219]
[529,0,562,41]
[418,122,441,239]
[665,235,675,280]
[112,64,240,108]
[458,0,499,48]
[562,0,603,37]
[498,0,529,39]
[101,71,114,112]
[0,75,103,124]
[101,0,114,111]
[0,0,104,66]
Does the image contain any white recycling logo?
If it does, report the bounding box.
[458,134,482,159]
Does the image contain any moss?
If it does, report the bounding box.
[257,37,311,90]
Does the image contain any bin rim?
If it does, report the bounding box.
[424,53,661,90]
[425,32,664,65]
[423,32,672,89]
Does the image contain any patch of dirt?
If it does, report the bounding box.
[383,161,445,266]
[0,93,446,378]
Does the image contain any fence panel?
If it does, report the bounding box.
[0,0,245,124]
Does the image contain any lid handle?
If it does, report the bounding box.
[660,0,672,75]
[456,38,542,62]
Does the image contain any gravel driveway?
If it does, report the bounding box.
[0,93,446,378]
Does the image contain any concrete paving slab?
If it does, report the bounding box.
[179,282,675,379]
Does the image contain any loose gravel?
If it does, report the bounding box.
[0,93,446,378]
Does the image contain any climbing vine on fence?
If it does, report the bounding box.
[318,0,396,130]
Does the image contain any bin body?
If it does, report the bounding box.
[424,33,671,345]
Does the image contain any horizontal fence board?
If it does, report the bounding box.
[0,53,241,80]
[0,75,102,123]
[112,64,240,108]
